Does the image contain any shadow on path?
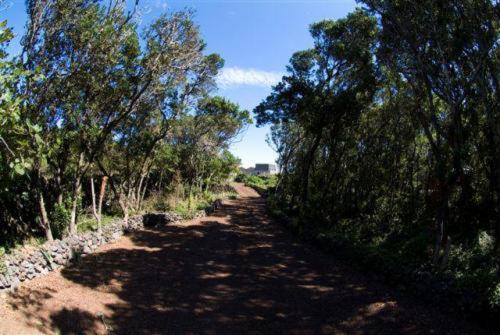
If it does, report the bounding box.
[6,185,486,334]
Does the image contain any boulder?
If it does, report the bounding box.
[54,255,66,265]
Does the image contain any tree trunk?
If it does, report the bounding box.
[121,200,130,227]
[119,188,132,227]
[440,235,452,269]
[123,210,129,226]
[39,192,53,242]
[90,177,101,232]
[136,174,146,210]
[69,153,85,235]
[98,176,108,232]
[158,170,164,193]
[300,133,322,213]
[139,175,148,211]
[69,176,81,235]
[432,187,449,266]
[56,167,63,206]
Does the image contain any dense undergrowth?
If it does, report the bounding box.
[262,186,499,327]
[248,0,499,329]
[1,184,236,256]
[239,173,498,326]
[236,174,278,196]
[141,184,237,219]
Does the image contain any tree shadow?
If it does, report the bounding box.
[6,191,486,334]
[50,308,105,335]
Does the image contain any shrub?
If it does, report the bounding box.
[77,215,116,233]
[50,202,71,239]
[238,174,278,196]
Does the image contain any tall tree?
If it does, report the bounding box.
[255,9,378,216]
[361,0,499,262]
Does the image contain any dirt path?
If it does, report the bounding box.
[0,184,486,334]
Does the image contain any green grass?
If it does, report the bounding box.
[172,189,237,219]
[236,174,278,194]
[77,215,118,233]
[141,186,237,219]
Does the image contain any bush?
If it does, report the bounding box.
[77,215,116,233]
[142,184,237,219]
[274,205,500,323]
[237,173,278,196]
[50,202,71,239]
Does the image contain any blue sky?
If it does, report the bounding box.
[1,0,358,167]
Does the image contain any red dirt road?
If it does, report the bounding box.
[0,184,487,334]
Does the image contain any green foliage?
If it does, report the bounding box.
[40,249,55,271]
[1,1,248,246]
[77,215,116,234]
[0,17,44,247]
[143,185,237,219]
[490,283,500,309]
[0,20,36,177]
[256,1,499,321]
[237,174,278,195]
[50,202,71,239]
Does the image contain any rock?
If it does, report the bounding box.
[67,248,74,260]
[20,260,31,268]
[0,275,8,288]
[54,255,65,265]
[83,246,92,254]
[10,277,20,290]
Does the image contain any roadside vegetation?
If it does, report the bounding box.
[0,0,498,328]
[236,174,277,196]
[0,0,250,252]
[254,0,499,324]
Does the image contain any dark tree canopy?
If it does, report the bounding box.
[255,1,499,317]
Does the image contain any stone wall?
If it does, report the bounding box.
[0,202,222,293]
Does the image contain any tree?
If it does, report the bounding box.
[174,96,250,199]
[98,11,224,224]
[0,16,51,242]
[361,0,499,264]
[255,9,378,217]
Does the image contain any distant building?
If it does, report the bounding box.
[242,163,277,176]
[254,163,277,176]
[240,167,255,175]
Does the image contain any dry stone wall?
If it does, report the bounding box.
[0,202,222,293]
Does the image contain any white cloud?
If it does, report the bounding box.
[152,0,168,10]
[147,0,169,11]
[217,67,283,88]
